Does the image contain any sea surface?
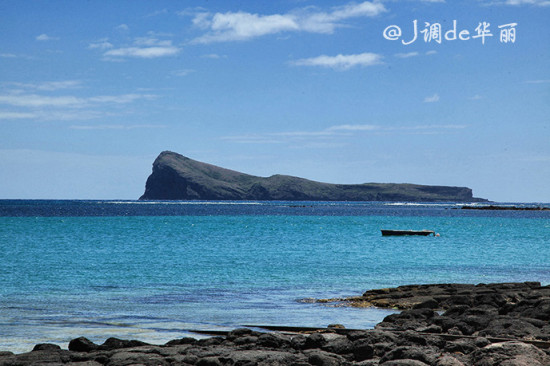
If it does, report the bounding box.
[1,200,549,353]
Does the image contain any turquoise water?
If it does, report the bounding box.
[1,201,549,352]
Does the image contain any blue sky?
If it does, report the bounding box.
[1,0,549,202]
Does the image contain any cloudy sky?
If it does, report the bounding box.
[1,0,549,202]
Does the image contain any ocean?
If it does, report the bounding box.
[1,200,549,353]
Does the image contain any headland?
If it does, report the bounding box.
[140,151,487,202]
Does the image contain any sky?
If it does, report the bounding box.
[0,0,549,202]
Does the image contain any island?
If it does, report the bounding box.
[139,151,487,202]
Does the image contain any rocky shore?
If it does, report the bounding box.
[2,282,549,365]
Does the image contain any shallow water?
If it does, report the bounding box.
[1,200,549,352]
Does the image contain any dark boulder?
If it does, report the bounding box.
[351,339,374,361]
[256,333,291,349]
[108,350,169,366]
[471,341,550,366]
[478,317,544,339]
[380,360,430,366]
[69,337,99,352]
[304,333,329,349]
[164,337,197,346]
[306,350,348,366]
[379,346,438,365]
[31,343,61,351]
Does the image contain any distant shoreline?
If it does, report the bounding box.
[461,205,550,211]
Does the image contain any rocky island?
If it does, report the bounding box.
[140,151,487,202]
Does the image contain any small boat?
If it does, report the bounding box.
[381,229,436,236]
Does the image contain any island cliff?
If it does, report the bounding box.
[139,151,487,202]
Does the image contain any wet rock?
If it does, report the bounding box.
[347,330,398,344]
[233,335,259,346]
[304,332,328,349]
[350,339,374,361]
[432,354,466,366]
[108,350,169,366]
[226,327,261,341]
[197,337,224,347]
[0,352,15,366]
[8,349,71,365]
[227,349,307,365]
[413,298,439,309]
[196,356,223,366]
[306,349,348,366]
[320,334,353,355]
[444,339,478,355]
[379,359,429,365]
[516,299,550,321]
[377,309,437,331]
[290,334,308,350]
[32,343,61,351]
[415,325,442,334]
[472,341,550,366]
[397,330,428,346]
[373,342,394,358]
[478,317,543,339]
[163,337,197,346]
[98,337,150,351]
[256,333,291,349]
[379,346,438,365]
[69,337,99,352]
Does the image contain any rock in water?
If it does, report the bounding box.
[140,151,486,202]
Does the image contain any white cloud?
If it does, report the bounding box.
[36,34,59,41]
[87,94,156,104]
[0,94,83,108]
[116,24,129,31]
[424,93,440,103]
[327,124,379,131]
[395,52,419,58]
[201,53,226,59]
[134,37,173,47]
[8,80,83,91]
[525,79,550,84]
[222,124,466,144]
[104,46,180,59]
[102,38,181,60]
[504,0,550,5]
[0,81,157,122]
[297,1,387,33]
[0,93,155,108]
[173,69,195,77]
[190,1,387,43]
[0,111,37,119]
[145,9,168,18]
[193,12,299,43]
[426,50,437,55]
[480,0,550,5]
[292,52,383,70]
[1,53,17,58]
[69,124,166,130]
[89,39,114,50]
[469,94,484,100]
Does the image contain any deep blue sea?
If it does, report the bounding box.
[1,200,549,353]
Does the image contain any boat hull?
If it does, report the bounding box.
[381,230,435,236]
